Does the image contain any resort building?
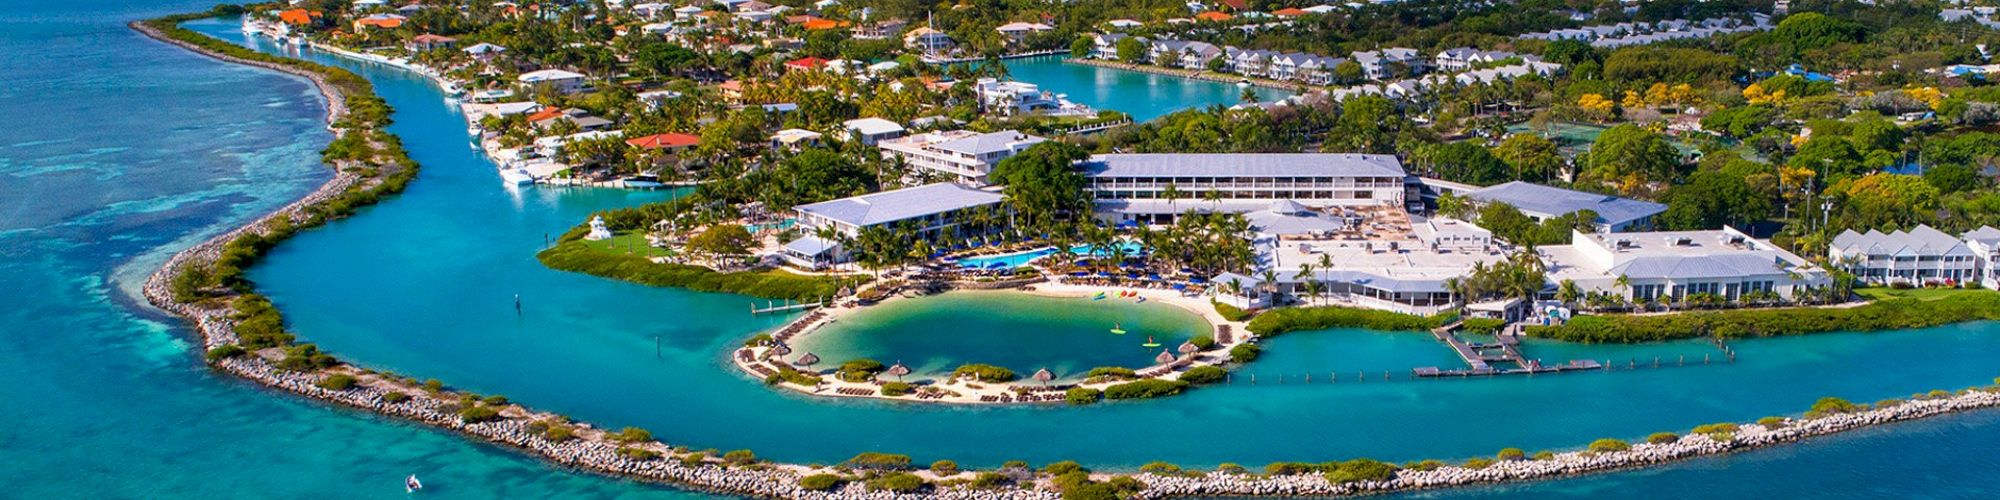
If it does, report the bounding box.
[1434,47,1518,72]
[877,129,1047,184]
[904,27,954,53]
[1542,227,1829,303]
[994,22,1054,45]
[1828,225,1984,286]
[841,117,905,145]
[1078,153,1410,224]
[783,183,1007,268]
[1463,181,1665,233]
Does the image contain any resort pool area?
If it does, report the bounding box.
[744,218,796,233]
[790,291,1210,378]
[951,241,1146,269]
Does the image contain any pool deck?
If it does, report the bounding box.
[730,281,1252,405]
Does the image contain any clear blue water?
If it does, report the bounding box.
[5,2,2000,498]
[792,291,1207,378]
[1000,55,1290,122]
[952,242,1145,269]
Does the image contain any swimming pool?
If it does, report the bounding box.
[952,242,1145,269]
[743,218,796,233]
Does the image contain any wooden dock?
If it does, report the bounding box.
[1417,322,1605,378]
[750,299,823,315]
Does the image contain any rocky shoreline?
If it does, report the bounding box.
[132,15,2000,500]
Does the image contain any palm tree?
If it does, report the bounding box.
[1293,263,1315,304]
[1556,279,1581,308]
[1613,274,1631,303]
[1202,188,1224,211]
[1259,270,1280,302]
[1162,182,1184,213]
[1442,277,1464,309]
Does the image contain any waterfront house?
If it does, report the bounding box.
[352,13,406,31]
[518,68,588,94]
[877,130,1047,184]
[784,56,830,72]
[1463,181,1665,233]
[904,27,954,53]
[1828,225,1983,286]
[995,22,1054,45]
[841,118,906,145]
[405,34,457,53]
[1350,48,1422,80]
[527,108,613,132]
[852,19,907,39]
[1543,227,1829,304]
[1079,153,1410,224]
[1195,11,1233,22]
[785,183,1008,267]
[769,129,824,150]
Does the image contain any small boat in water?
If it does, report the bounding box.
[405,474,423,493]
[619,174,666,189]
[499,168,535,187]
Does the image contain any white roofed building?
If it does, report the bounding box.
[1079,153,1410,224]
[1463,181,1665,233]
[1543,227,1828,304]
[518,69,589,94]
[1829,225,1985,286]
[877,129,1047,184]
[1964,226,2000,289]
[842,117,906,145]
[787,183,1008,267]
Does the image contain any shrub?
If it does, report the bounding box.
[381,391,410,403]
[953,364,1018,382]
[1461,317,1507,334]
[1496,448,1526,461]
[1103,379,1189,399]
[617,447,660,460]
[970,471,1011,489]
[1246,305,1443,336]
[481,395,509,406]
[1188,334,1217,350]
[1042,460,1085,475]
[1525,292,2000,343]
[723,449,757,465]
[1532,450,1555,460]
[1065,387,1103,405]
[881,381,914,396]
[742,333,773,347]
[422,379,443,393]
[1212,300,1252,321]
[865,472,926,493]
[1587,438,1630,452]
[1646,432,1680,444]
[1691,423,1738,437]
[1404,459,1446,471]
[1463,457,1494,469]
[844,452,912,470]
[1178,365,1227,384]
[1806,397,1862,418]
[315,374,357,390]
[1217,463,1248,474]
[837,359,886,382]
[765,365,821,386]
[458,406,500,423]
[1139,461,1182,475]
[205,344,246,362]
[1085,366,1136,380]
[536,239,843,300]
[798,473,844,491]
[1324,458,1396,484]
[610,427,653,443]
[1229,343,1261,363]
[930,460,959,476]
[1756,416,1788,428]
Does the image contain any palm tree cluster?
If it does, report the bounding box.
[1127,212,1257,276]
[1443,249,1548,306]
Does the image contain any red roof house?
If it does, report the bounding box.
[626,133,702,150]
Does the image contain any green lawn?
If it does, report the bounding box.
[575,232,675,259]
[1855,287,1987,302]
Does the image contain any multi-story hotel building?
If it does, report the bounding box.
[1077,153,1410,223]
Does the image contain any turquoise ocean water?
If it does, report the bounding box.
[1,2,1997,497]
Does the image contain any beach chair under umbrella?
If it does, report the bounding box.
[1178,341,1200,355]
[1155,350,1175,365]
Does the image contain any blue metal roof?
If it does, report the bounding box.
[1465,181,1665,227]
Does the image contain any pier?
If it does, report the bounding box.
[749,298,823,315]
[1414,322,1605,378]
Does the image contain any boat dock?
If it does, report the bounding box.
[750,299,823,315]
[1414,322,1606,378]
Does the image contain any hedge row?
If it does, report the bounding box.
[1526,292,2000,343]
[1244,305,1452,336]
[536,239,843,301]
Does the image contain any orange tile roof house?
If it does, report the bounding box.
[626,133,702,150]
[352,13,407,30]
[406,33,458,52]
[1195,11,1233,22]
[278,9,321,25]
[784,56,830,71]
[1272,8,1308,17]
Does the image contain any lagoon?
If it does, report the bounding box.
[792,291,1209,378]
[999,55,1290,122]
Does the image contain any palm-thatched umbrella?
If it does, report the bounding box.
[887,361,911,381]
[770,342,793,356]
[794,352,820,366]
[1178,340,1200,355]
[1155,349,1175,365]
[1032,368,1054,386]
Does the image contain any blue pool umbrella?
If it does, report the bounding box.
[1095,271,1111,277]
[1172,284,1187,290]
[962,262,982,268]
[1069,271,1089,277]
[1189,277,1208,284]
[986,262,1008,269]
[1147,273,1161,280]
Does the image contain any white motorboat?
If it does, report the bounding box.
[405,474,423,493]
[500,168,536,187]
